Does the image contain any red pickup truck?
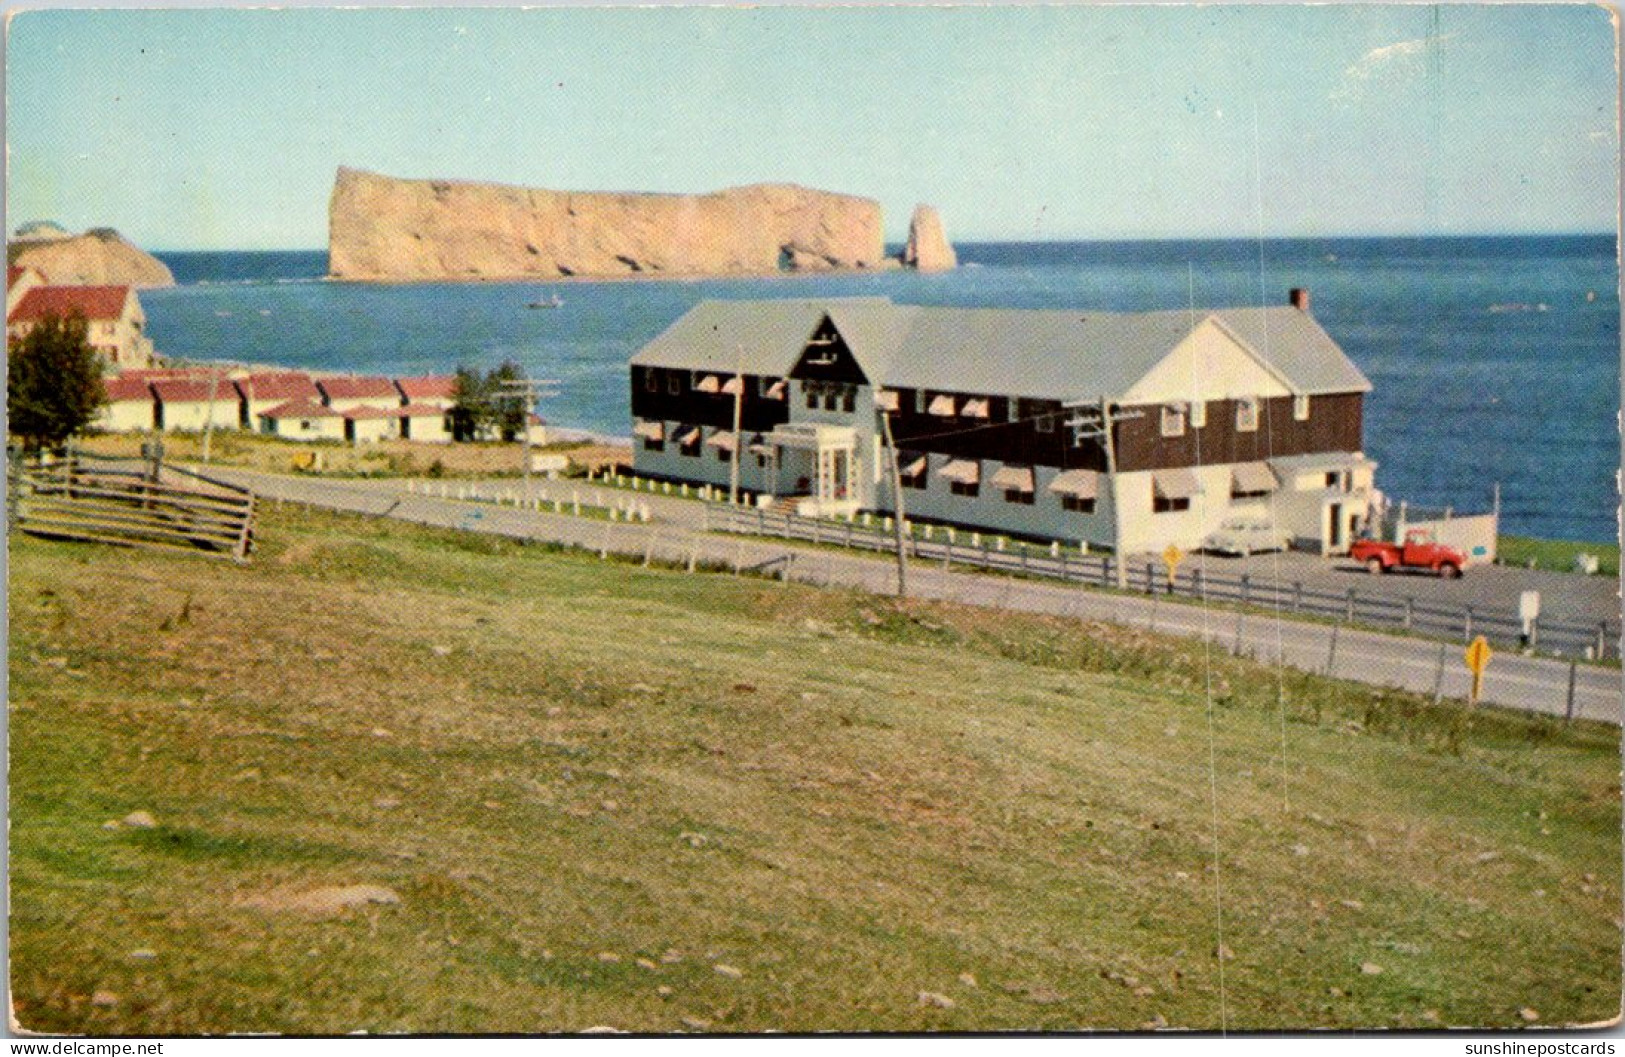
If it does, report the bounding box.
[1349,530,1467,579]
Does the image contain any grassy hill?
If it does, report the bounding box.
[9,505,1620,1034]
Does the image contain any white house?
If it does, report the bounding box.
[236,373,321,429]
[94,375,157,433]
[7,283,156,369]
[151,376,240,433]
[258,399,347,442]
[318,376,400,413]
[629,292,1376,557]
[399,403,454,443]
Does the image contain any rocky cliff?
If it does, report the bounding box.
[8,228,175,288]
[328,168,896,281]
[903,205,957,272]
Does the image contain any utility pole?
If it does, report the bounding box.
[1064,397,1143,589]
[200,366,227,464]
[728,344,744,506]
[496,376,562,495]
[879,402,908,599]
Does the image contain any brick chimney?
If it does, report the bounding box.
[1289,287,1311,312]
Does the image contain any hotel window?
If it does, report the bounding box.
[644,437,665,453]
[914,390,927,414]
[667,373,682,395]
[1294,394,1311,421]
[716,447,731,464]
[1018,399,1049,431]
[1190,400,1207,429]
[1061,495,1096,514]
[677,428,702,457]
[806,385,819,409]
[1152,494,1191,514]
[1236,397,1259,432]
[643,369,658,393]
[842,388,856,413]
[1161,403,1187,438]
[898,454,928,490]
[951,479,979,498]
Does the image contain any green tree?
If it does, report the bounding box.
[488,359,527,442]
[449,365,489,442]
[7,312,105,452]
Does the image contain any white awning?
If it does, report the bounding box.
[927,394,957,417]
[1231,461,1278,494]
[707,431,737,452]
[1153,468,1203,500]
[765,380,787,400]
[1048,469,1100,500]
[748,442,774,457]
[633,420,665,441]
[896,452,927,476]
[673,426,701,446]
[875,390,900,412]
[940,458,980,485]
[989,464,1034,492]
[695,375,721,394]
[961,397,991,419]
[720,376,743,396]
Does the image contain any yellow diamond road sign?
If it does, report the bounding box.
[1465,636,1493,675]
[1163,544,1184,572]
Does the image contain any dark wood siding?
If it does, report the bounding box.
[887,388,1108,472]
[629,365,790,434]
[1114,392,1363,472]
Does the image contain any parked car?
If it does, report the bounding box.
[1348,529,1467,579]
[1203,517,1291,557]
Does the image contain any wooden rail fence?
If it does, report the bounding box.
[9,454,256,562]
[711,504,1618,661]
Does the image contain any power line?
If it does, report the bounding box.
[495,376,562,493]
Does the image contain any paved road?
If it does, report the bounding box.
[198,466,1622,724]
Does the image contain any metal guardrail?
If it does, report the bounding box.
[9,453,256,562]
[710,504,1617,661]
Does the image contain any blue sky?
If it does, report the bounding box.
[6,4,1618,249]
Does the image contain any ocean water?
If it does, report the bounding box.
[144,236,1620,543]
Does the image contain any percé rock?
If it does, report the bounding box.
[903,205,957,272]
[328,167,889,281]
[9,228,175,288]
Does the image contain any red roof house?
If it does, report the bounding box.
[318,376,400,410]
[151,377,240,432]
[7,283,155,369]
[8,284,133,324]
[395,375,457,403]
[93,376,157,433]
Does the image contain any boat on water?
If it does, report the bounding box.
[527,294,563,310]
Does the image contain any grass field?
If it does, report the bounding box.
[76,430,629,480]
[9,507,1621,1034]
[1498,535,1620,578]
